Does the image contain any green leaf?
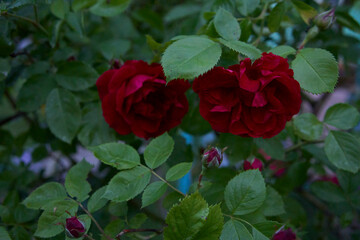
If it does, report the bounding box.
[65,12,83,36]
[55,61,98,91]
[46,88,81,143]
[72,0,97,11]
[268,45,296,58]
[164,4,201,23]
[292,48,338,94]
[98,39,131,60]
[90,0,131,17]
[103,219,125,240]
[23,182,67,210]
[337,170,360,194]
[219,134,253,162]
[311,181,346,203]
[192,205,224,240]
[161,36,222,80]
[65,159,93,202]
[129,213,147,228]
[259,186,285,216]
[268,2,286,32]
[219,39,262,59]
[144,132,174,169]
[214,8,240,41]
[235,0,259,16]
[78,102,117,146]
[291,0,317,24]
[253,221,281,238]
[90,142,140,170]
[252,227,269,240]
[103,166,151,202]
[88,186,108,213]
[336,11,360,33]
[255,137,284,160]
[220,220,253,240]
[324,103,360,130]
[35,200,78,238]
[224,170,266,215]
[0,227,12,240]
[50,0,69,19]
[142,181,168,208]
[293,113,323,141]
[324,131,360,173]
[166,162,193,182]
[17,74,56,112]
[164,192,209,240]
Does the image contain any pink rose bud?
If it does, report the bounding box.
[65,216,86,238]
[244,158,263,171]
[202,147,222,168]
[314,8,335,30]
[273,228,296,240]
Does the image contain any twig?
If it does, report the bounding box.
[116,228,163,240]
[0,112,26,126]
[1,12,49,36]
[4,90,32,124]
[84,234,96,240]
[285,139,324,153]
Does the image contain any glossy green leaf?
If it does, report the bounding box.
[292,48,338,94]
[324,131,360,173]
[224,170,266,215]
[142,181,167,208]
[103,166,151,202]
[166,162,193,182]
[324,103,360,130]
[192,205,224,240]
[268,2,286,32]
[90,142,140,170]
[214,8,240,40]
[65,159,93,202]
[23,182,67,210]
[220,220,253,240]
[164,192,209,240]
[268,45,296,58]
[161,36,222,80]
[219,39,262,59]
[236,0,260,16]
[144,132,174,169]
[90,0,131,17]
[45,88,81,143]
[88,186,108,213]
[291,0,317,24]
[55,61,98,91]
[293,113,323,141]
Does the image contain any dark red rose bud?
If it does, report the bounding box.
[318,175,339,185]
[269,160,287,177]
[314,8,335,30]
[244,158,263,171]
[65,216,86,238]
[272,228,296,240]
[202,147,222,168]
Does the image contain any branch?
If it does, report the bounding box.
[0,112,26,126]
[116,228,163,240]
[285,139,324,153]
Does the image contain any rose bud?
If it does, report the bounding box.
[318,174,339,185]
[65,216,86,238]
[202,147,223,168]
[272,228,296,240]
[314,8,335,30]
[244,158,263,171]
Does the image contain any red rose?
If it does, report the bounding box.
[272,228,296,240]
[96,60,190,139]
[65,216,85,238]
[244,158,263,171]
[202,147,222,168]
[193,53,301,138]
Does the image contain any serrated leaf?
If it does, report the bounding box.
[90,0,131,17]
[219,38,261,59]
[144,132,174,169]
[103,166,151,202]
[164,192,209,240]
[292,48,338,94]
[214,8,240,40]
[324,103,360,130]
[325,131,360,173]
[23,182,67,210]
[220,220,253,240]
[45,88,81,144]
[88,186,108,213]
[236,0,260,16]
[65,159,93,202]
[268,45,296,58]
[161,36,222,80]
[90,142,140,170]
[268,2,286,32]
[291,0,317,24]
[311,181,346,203]
[293,113,323,141]
[259,186,285,216]
[224,170,266,215]
[17,74,56,112]
[55,61,98,91]
[142,181,167,208]
[192,205,224,240]
[166,162,192,182]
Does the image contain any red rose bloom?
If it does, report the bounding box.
[97,60,190,139]
[272,228,296,240]
[193,53,301,138]
[244,158,263,171]
[65,216,85,238]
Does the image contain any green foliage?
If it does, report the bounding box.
[255,137,285,160]
[235,0,260,16]
[292,48,339,94]
[142,181,168,208]
[220,220,253,240]
[0,227,12,240]
[65,160,93,202]
[90,0,132,17]
[87,186,108,213]
[219,39,262,59]
[192,205,224,240]
[269,45,296,58]
[166,162,193,181]
[311,181,346,203]
[224,170,266,215]
[291,0,317,24]
[259,186,285,217]
[144,132,174,169]
[268,2,286,32]
[293,113,323,141]
[324,103,360,130]
[214,8,240,41]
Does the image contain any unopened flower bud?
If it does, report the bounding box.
[314,9,335,30]
[272,228,296,240]
[243,158,263,171]
[65,216,86,238]
[202,147,222,168]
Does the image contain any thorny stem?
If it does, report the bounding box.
[116,228,163,240]
[1,12,49,36]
